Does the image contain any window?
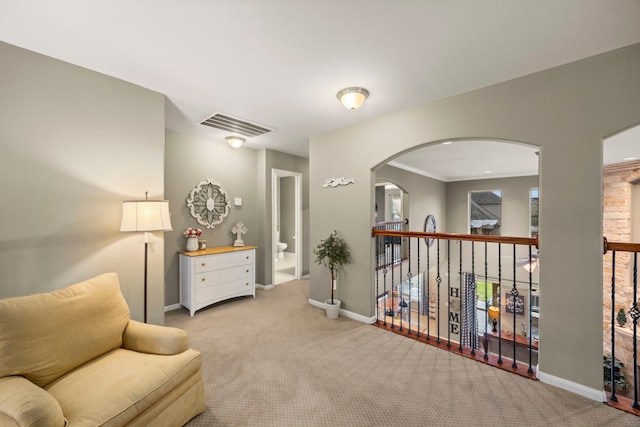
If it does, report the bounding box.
[469,190,502,235]
[530,188,539,238]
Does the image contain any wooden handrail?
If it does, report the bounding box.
[372,228,538,247]
[603,237,640,254]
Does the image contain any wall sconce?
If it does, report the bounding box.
[488,306,500,333]
[120,192,172,323]
[225,136,245,148]
[336,87,369,110]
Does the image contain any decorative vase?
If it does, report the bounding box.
[324,299,341,319]
[186,237,199,251]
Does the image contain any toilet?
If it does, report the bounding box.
[276,232,287,259]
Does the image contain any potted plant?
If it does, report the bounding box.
[314,230,351,319]
[616,307,627,327]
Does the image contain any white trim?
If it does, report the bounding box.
[164,303,182,312]
[271,168,303,286]
[301,274,310,280]
[537,369,607,402]
[256,283,274,290]
[308,298,376,324]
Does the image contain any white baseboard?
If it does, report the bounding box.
[256,283,274,290]
[308,298,376,324]
[164,303,182,312]
[536,369,607,402]
[301,274,310,280]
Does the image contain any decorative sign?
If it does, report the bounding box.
[505,293,525,315]
[322,177,355,188]
[449,287,461,334]
[186,179,231,229]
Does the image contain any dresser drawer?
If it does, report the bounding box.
[195,251,254,273]
[196,278,253,304]
[195,264,252,288]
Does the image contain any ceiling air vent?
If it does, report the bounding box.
[200,113,272,138]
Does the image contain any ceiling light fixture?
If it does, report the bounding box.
[336,87,369,110]
[225,136,245,148]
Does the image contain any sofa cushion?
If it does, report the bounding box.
[44,347,203,426]
[0,273,130,387]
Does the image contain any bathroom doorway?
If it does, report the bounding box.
[271,168,302,285]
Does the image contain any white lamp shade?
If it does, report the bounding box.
[120,200,172,232]
[337,87,369,110]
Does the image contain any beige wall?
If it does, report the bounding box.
[309,43,640,394]
[0,42,166,323]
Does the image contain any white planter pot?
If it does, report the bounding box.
[324,299,341,319]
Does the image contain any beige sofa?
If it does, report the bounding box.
[0,273,205,426]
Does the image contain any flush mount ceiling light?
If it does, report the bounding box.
[225,136,245,148]
[336,87,369,110]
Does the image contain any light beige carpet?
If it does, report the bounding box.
[166,280,637,426]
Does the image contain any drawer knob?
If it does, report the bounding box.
[201,278,206,282]
[201,263,206,267]
[246,283,249,286]
[246,269,249,273]
[246,256,249,259]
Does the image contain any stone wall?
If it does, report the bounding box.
[602,160,640,396]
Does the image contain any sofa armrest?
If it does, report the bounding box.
[122,320,189,355]
[0,376,66,427]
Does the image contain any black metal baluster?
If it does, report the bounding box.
[459,241,464,351]
[630,253,639,409]
[426,237,431,341]
[609,251,617,402]
[511,244,518,369]
[391,238,396,330]
[406,238,413,334]
[447,240,452,348]
[437,239,441,344]
[399,237,404,332]
[375,233,380,323]
[497,243,503,365]
[527,245,533,374]
[417,236,421,337]
[470,242,476,356]
[484,241,489,361]
[383,262,389,327]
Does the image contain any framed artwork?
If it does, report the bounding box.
[505,293,525,315]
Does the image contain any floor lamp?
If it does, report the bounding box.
[120,193,172,323]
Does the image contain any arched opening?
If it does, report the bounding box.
[372,138,541,367]
[601,124,640,400]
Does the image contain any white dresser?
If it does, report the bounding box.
[179,245,256,316]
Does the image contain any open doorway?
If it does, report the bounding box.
[272,168,302,285]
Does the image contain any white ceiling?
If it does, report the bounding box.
[1,1,639,180]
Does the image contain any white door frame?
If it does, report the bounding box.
[271,168,302,285]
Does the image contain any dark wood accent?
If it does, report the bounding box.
[371,229,538,247]
[606,395,640,417]
[372,320,537,380]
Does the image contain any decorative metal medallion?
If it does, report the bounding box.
[186,179,231,229]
